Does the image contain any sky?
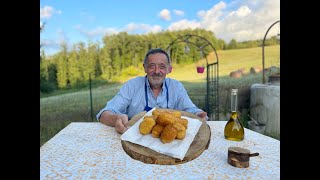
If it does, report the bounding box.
[40,0,280,56]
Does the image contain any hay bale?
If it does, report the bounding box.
[229,70,242,78]
[250,67,261,74]
[238,68,245,75]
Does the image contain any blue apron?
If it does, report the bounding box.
[144,76,169,112]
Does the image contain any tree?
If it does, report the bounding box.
[56,43,69,88]
[227,39,238,49]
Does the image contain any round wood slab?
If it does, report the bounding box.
[121,108,211,165]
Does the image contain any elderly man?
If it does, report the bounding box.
[96,48,208,134]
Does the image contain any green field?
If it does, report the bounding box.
[40,45,280,146]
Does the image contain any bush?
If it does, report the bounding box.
[40,81,56,93]
[122,66,140,76]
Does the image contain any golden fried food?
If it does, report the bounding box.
[151,124,164,138]
[139,117,156,135]
[174,117,188,129]
[139,109,189,143]
[172,122,186,140]
[160,124,177,143]
[144,115,158,121]
[171,111,182,118]
[156,113,175,126]
[152,109,165,116]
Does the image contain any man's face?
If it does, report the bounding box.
[143,53,171,88]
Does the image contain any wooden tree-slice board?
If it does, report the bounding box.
[121,108,211,165]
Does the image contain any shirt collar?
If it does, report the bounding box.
[145,76,167,95]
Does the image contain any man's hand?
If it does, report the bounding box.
[195,111,208,120]
[114,114,129,134]
[99,111,129,134]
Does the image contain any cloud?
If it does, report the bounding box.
[173,9,184,16]
[40,28,70,54]
[124,23,163,34]
[168,0,280,42]
[227,6,251,17]
[40,6,61,20]
[75,25,118,39]
[159,9,171,21]
[40,6,53,19]
[216,0,280,42]
[41,39,62,51]
[168,19,201,31]
[75,23,163,40]
[80,10,96,23]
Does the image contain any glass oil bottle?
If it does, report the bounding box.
[224,89,244,141]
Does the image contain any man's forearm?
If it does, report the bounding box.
[99,111,119,127]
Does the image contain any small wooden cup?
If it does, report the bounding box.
[227,147,259,168]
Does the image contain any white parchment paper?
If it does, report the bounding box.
[120,107,202,160]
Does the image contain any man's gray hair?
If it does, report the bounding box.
[143,48,171,65]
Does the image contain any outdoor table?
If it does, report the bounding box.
[40,121,280,179]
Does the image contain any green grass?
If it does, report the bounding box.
[40,45,280,146]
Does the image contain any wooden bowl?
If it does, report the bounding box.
[227,147,259,168]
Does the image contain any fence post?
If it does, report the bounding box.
[89,73,94,121]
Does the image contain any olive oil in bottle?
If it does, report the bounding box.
[224,89,244,141]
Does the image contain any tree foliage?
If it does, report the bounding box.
[40,28,279,94]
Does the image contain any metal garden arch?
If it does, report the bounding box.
[165,34,219,121]
[262,20,280,84]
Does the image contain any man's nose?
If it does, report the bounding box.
[154,65,160,73]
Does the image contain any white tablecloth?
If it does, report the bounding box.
[40,121,280,179]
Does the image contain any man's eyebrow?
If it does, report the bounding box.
[147,63,166,65]
[148,62,166,64]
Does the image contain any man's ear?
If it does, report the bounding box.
[143,64,147,73]
[168,66,172,73]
